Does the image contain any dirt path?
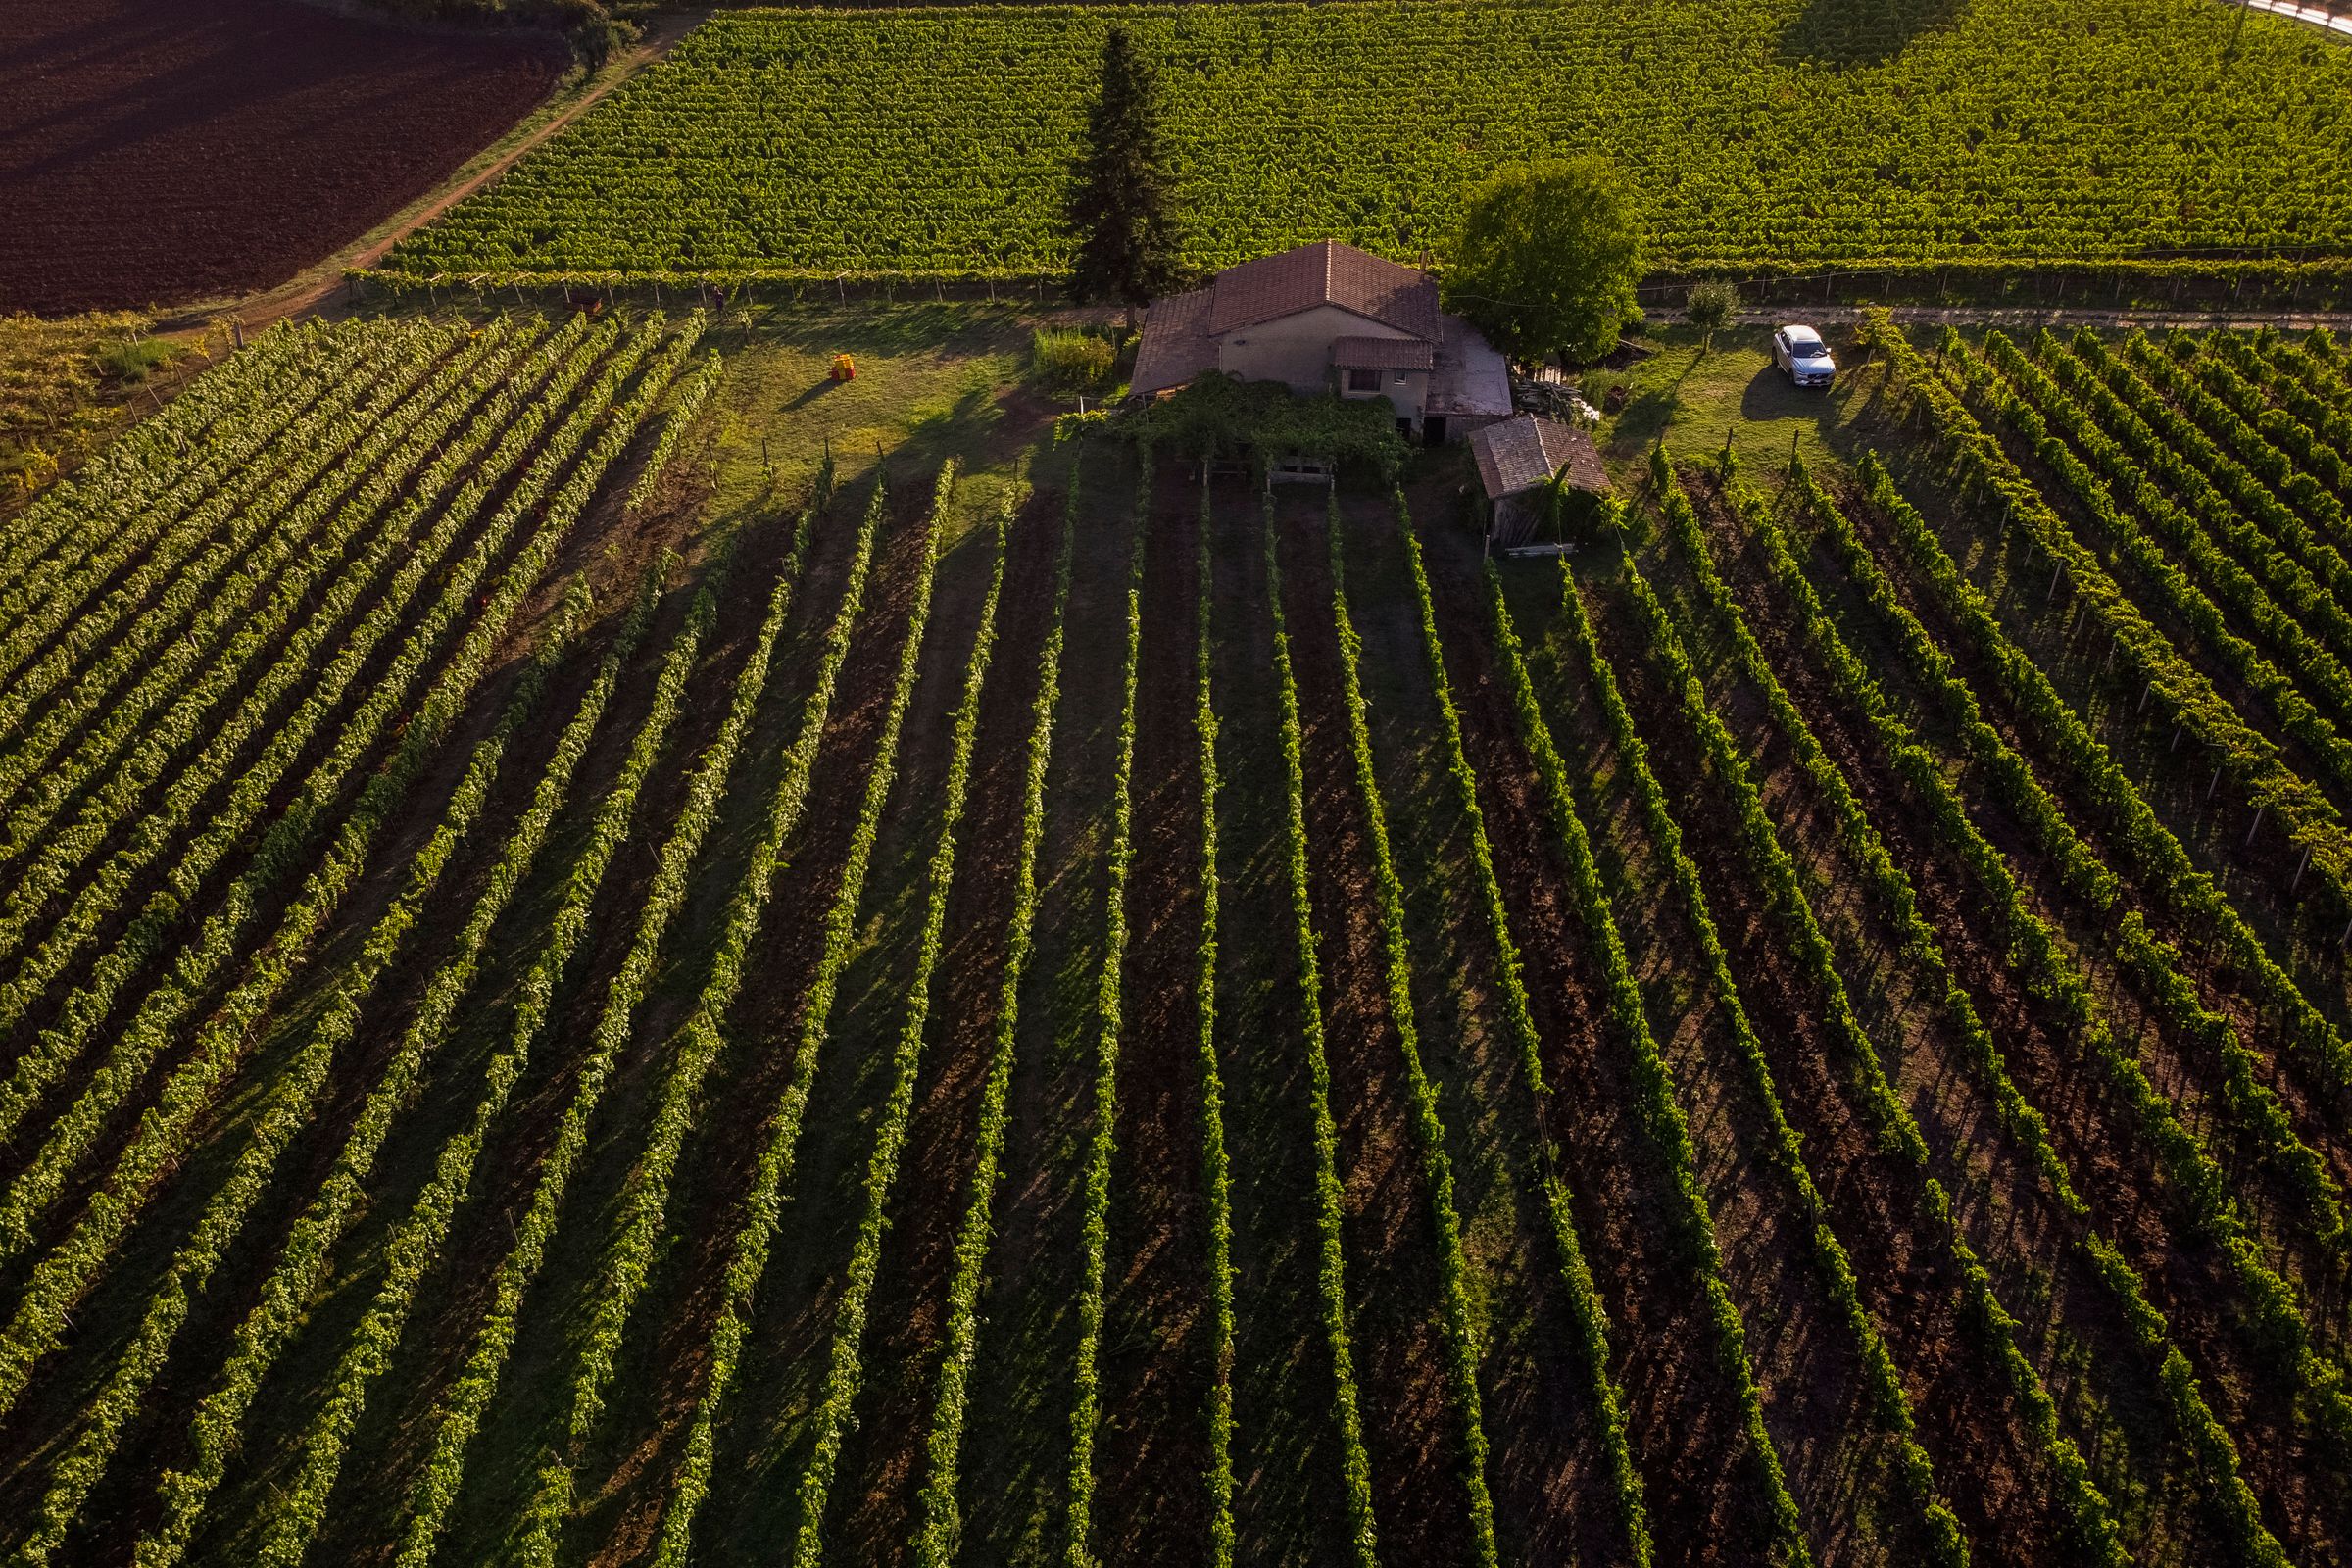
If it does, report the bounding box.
[155,8,706,337]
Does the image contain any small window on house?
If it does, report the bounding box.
[1393,369,1409,385]
[1346,368,1382,393]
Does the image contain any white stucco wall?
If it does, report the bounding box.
[1342,367,1428,422]
[1212,304,1414,394]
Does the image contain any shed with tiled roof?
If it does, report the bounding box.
[1469,415,1611,546]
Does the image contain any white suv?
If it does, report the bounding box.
[1773,324,1837,388]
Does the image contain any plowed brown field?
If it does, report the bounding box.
[0,0,563,316]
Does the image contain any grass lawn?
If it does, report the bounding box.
[696,301,1064,546]
[1583,320,1883,483]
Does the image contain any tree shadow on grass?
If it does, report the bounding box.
[1601,385,1681,464]
[1774,0,1969,69]
[881,378,1028,490]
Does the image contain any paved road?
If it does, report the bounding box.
[1661,304,2352,332]
[2245,0,2352,39]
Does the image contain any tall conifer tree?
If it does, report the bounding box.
[1066,25,1182,319]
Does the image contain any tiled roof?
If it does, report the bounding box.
[1470,415,1611,501]
[1129,284,1217,396]
[1331,336,1435,371]
[1205,240,1442,339]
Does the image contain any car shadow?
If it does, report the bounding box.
[1739,362,1841,421]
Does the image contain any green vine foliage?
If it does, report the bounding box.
[909,463,1085,1568]
[1126,374,1406,482]
[385,469,881,1568]
[789,482,1004,1568]
[1860,311,2352,929]
[1064,457,1150,1568]
[1659,456,2292,1561]
[512,467,949,1568]
[0,321,491,823]
[1261,492,1380,1568]
[384,5,2352,282]
[1838,448,2352,1109]
[1321,496,1500,1568]
[1570,473,1969,1565]
[0,315,687,1192]
[1480,516,1812,1568]
[122,571,664,1568]
[1398,499,1650,1566]
[1778,462,2348,1247]
[634,463,952,1568]
[240,518,738,1568]
[1193,468,1240,1568]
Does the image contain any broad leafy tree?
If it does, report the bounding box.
[1065,24,1184,318]
[1444,158,1647,366]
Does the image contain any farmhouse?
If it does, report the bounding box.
[1469,414,1612,547]
[1129,239,1512,442]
